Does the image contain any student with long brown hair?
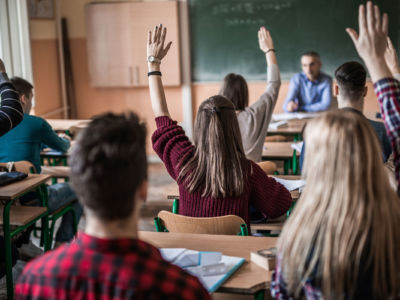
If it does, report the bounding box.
[147,25,292,228]
[219,27,280,162]
[271,110,400,299]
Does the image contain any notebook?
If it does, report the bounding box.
[160,248,245,293]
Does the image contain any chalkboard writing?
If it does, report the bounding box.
[189,0,398,82]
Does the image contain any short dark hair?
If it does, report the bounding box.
[10,77,33,98]
[335,61,367,101]
[69,112,147,221]
[219,73,249,110]
[302,51,320,58]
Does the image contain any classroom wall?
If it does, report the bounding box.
[29,0,381,154]
[30,19,63,117]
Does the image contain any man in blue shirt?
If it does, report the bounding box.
[0,77,82,250]
[283,51,332,112]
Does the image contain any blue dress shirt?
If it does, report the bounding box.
[283,72,332,112]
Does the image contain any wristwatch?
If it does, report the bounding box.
[147,56,161,64]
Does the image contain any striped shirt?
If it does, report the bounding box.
[0,73,23,136]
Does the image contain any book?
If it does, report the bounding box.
[250,247,277,270]
[160,248,245,293]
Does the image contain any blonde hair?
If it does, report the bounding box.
[278,110,400,299]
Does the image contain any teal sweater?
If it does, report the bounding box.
[0,114,70,173]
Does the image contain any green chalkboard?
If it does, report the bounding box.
[189,0,399,82]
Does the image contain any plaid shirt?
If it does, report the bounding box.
[270,256,323,300]
[374,77,400,192]
[15,232,210,300]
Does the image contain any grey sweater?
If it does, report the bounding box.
[237,64,281,162]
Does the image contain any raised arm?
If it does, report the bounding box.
[147,25,172,118]
[257,27,280,103]
[0,59,23,136]
[346,2,391,82]
[347,2,400,191]
[384,36,400,79]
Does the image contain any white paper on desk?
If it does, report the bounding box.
[161,248,245,293]
[160,248,186,262]
[268,120,288,130]
[272,112,318,121]
[291,141,303,153]
[271,176,305,191]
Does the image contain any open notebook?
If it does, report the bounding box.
[160,248,245,293]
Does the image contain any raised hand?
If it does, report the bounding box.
[147,24,172,62]
[346,2,391,82]
[384,37,400,75]
[258,27,274,53]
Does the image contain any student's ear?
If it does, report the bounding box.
[138,180,147,203]
[20,95,27,106]
[334,83,339,97]
[363,86,368,97]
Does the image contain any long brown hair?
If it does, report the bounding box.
[219,73,249,111]
[178,95,249,198]
[278,110,400,299]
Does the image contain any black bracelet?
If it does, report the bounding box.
[266,49,276,54]
[147,71,162,77]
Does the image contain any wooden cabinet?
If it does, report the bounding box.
[85,1,181,87]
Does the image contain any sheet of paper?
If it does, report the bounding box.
[272,112,318,121]
[271,176,305,191]
[291,141,303,153]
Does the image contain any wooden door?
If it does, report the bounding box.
[85,1,181,87]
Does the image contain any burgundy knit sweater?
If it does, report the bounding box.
[152,116,292,228]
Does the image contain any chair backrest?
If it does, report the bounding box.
[0,161,37,174]
[157,210,247,235]
[257,161,277,175]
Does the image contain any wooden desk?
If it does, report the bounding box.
[0,174,51,298]
[139,231,276,295]
[262,142,300,175]
[0,174,51,200]
[267,118,308,136]
[262,142,299,160]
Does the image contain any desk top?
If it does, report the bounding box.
[262,142,300,159]
[268,118,308,135]
[0,174,51,200]
[47,119,90,131]
[139,231,276,294]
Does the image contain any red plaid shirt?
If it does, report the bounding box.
[15,232,210,300]
[374,77,400,192]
